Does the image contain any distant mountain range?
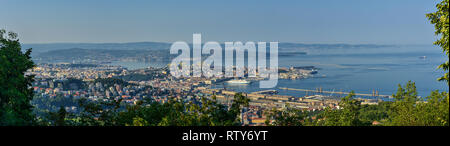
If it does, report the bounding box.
[23,42,394,63]
[23,42,171,54]
[34,48,171,63]
[23,42,394,53]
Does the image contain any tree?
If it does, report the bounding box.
[265,105,306,126]
[416,90,449,126]
[229,93,250,125]
[316,92,369,126]
[0,29,36,126]
[388,81,420,126]
[358,102,391,125]
[388,81,449,126]
[46,106,67,126]
[427,0,449,85]
[126,117,149,126]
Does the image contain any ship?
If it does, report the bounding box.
[226,79,250,84]
[310,69,318,74]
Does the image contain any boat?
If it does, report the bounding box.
[226,79,250,84]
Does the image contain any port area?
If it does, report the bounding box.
[278,66,319,80]
[210,66,321,85]
[199,87,386,112]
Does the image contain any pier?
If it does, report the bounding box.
[251,90,278,95]
[279,87,393,98]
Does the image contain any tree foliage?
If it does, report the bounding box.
[265,105,306,126]
[388,81,449,126]
[427,0,449,85]
[312,92,370,126]
[48,93,250,126]
[0,29,36,126]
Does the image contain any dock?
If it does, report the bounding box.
[251,90,278,95]
[279,87,393,98]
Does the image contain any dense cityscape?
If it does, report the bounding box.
[30,62,370,126]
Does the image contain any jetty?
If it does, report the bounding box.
[279,87,393,98]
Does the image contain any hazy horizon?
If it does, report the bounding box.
[20,41,435,46]
[1,0,442,44]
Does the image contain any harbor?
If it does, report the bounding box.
[279,87,393,98]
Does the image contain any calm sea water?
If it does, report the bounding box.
[108,45,449,98]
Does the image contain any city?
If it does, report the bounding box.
[0,0,448,144]
[29,62,384,126]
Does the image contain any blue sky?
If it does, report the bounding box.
[0,0,441,44]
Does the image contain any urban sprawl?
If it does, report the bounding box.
[29,63,381,126]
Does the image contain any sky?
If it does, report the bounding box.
[0,0,441,44]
